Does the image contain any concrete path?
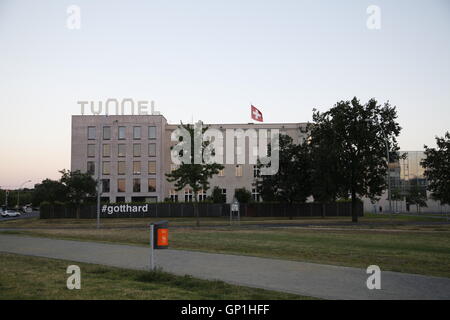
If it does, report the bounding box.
[1,234,449,300]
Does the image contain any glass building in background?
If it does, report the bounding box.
[365,151,449,214]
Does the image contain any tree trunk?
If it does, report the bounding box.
[194,194,200,227]
[351,188,358,223]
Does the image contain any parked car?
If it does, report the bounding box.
[1,210,21,218]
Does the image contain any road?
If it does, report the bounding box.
[1,234,449,300]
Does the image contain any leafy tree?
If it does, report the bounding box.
[31,179,67,206]
[166,122,224,226]
[421,132,450,205]
[257,134,312,204]
[59,169,97,218]
[210,186,226,204]
[234,188,252,203]
[310,97,401,222]
[406,180,427,213]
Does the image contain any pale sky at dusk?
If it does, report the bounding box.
[0,0,449,188]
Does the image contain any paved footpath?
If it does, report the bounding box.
[1,234,449,300]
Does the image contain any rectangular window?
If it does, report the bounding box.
[118,161,126,175]
[148,178,156,192]
[133,126,141,140]
[235,165,243,177]
[148,126,156,139]
[118,144,126,157]
[253,165,260,178]
[117,179,126,193]
[103,126,111,140]
[118,126,126,140]
[148,143,156,157]
[88,126,96,140]
[169,190,178,202]
[87,144,96,158]
[218,169,224,177]
[133,161,141,175]
[148,161,156,174]
[198,189,207,202]
[133,178,141,192]
[221,188,227,196]
[184,188,193,202]
[103,144,111,157]
[133,144,141,157]
[87,161,95,175]
[102,161,110,175]
[102,179,110,193]
[252,188,260,202]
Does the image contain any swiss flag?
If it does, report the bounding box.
[251,105,263,122]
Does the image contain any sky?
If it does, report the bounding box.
[0,0,449,188]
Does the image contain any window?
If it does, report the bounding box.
[184,188,193,202]
[133,178,141,192]
[253,165,260,178]
[221,188,227,197]
[117,179,126,193]
[133,161,141,175]
[170,164,178,172]
[252,188,261,202]
[148,143,156,157]
[88,126,96,140]
[133,126,141,140]
[133,144,141,157]
[169,190,178,202]
[148,161,156,174]
[148,178,156,192]
[118,144,126,157]
[235,165,243,177]
[198,189,207,201]
[218,168,224,177]
[103,144,110,157]
[118,161,126,175]
[103,126,111,140]
[102,161,110,175]
[148,126,156,139]
[87,161,95,175]
[118,126,126,140]
[87,144,96,157]
[102,179,110,193]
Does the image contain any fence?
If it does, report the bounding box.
[39,202,363,219]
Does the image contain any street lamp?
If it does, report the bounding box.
[17,180,32,208]
[366,118,392,214]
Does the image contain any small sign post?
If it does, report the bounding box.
[230,198,240,226]
[149,220,169,271]
[149,224,155,271]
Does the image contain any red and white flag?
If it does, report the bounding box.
[251,105,263,122]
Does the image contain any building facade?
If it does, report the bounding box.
[71,115,308,203]
[71,115,449,213]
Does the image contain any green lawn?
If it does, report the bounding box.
[0,253,309,300]
[3,223,450,278]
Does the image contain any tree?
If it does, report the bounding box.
[257,134,312,204]
[234,188,252,203]
[210,186,226,203]
[310,97,402,222]
[31,179,67,206]
[406,180,427,213]
[59,169,97,218]
[421,132,450,205]
[166,122,224,226]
